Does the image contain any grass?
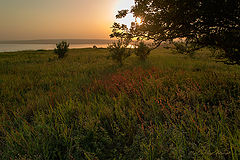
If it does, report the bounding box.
[0,48,239,159]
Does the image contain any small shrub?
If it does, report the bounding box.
[107,39,131,66]
[209,47,240,65]
[134,41,151,61]
[54,41,70,59]
[171,42,198,58]
[93,45,97,49]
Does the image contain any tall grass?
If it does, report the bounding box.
[0,48,239,159]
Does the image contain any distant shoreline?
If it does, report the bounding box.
[0,39,115,44]
[0,43,109,53]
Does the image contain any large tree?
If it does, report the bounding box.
[112,0,240,64]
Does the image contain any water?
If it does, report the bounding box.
[0,44,109,52]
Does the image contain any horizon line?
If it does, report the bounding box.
[0,38,116,44]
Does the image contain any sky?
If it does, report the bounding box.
[0,0,135,40]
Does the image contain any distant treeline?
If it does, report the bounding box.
[0,39,116,44]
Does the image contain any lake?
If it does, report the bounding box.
[0,44,109,52]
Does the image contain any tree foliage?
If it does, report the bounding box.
[134,41,151,61]
[170,39,201,57]
[112,0,240,64]
[107,38,131,66]
[54,41,70,59]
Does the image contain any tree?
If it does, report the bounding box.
[112,0,240,64]
[54,41,70,59]
[134,41,151,61]
[107,38,131,66]
[169,39,200,58]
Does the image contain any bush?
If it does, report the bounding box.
[54,41,70,59]
[134,41,151,61]
[107,39,131,66]
[93,45,97,49]
[171,42,197,58]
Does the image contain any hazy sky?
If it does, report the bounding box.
[0,0,135,40]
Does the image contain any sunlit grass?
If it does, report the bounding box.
[0,48,239,159]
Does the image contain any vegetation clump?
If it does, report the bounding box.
[113,0,240,64]
[170,41,200,58]
[134,41,151,61]
[54,41,70,59]
[107,38,131,66]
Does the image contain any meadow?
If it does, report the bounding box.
[0,48,239,159]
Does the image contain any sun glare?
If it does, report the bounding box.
[136,17,143,25]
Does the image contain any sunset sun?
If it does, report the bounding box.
[135,17,143,25]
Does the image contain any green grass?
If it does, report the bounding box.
[0,48,239,159]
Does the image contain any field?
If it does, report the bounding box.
[0,48,239,159]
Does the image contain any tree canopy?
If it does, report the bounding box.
[112,0,240,64]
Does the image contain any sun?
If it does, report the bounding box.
[135,17,143,25]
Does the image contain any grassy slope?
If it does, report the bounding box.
[0,48,239,159]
